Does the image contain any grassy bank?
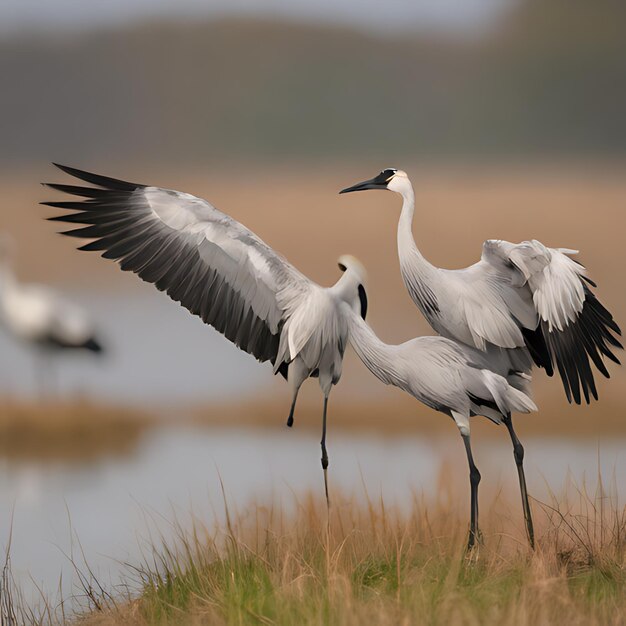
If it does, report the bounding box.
[61,476,626,626]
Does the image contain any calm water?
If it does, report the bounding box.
[0,287,267,404]
[0,425,624,609]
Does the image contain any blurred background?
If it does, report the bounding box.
[0,0,624,607]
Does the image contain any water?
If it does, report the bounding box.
[0,288,267,405]
[0,425,624,610]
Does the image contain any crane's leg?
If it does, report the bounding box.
[286,358,307,428]
[462,434,481,550]
[320,394,330,510]
[453,412,481,551]
[503,414,535,549]
[286,395,298,428]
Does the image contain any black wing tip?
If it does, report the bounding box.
[51,163,77,176]
[48,162,143,192]
[543,287,622,405]
[52,162,76,173]
[46,215,73,222]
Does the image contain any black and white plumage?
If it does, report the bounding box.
[43,164,368,500]
[0,243,103,356]
[345,306,537,549]
[340,169,622,406]
[341,168,621,548]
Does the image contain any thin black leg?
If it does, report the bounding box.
[286,395,297,428]
[462,433,481,550]
[320,395,330,509]
[503,414,535,549]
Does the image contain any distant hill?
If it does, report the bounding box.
[2,0,625,164]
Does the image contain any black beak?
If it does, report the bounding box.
[339,177,388,194]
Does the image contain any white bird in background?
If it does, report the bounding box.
[42,164,368,503]
[340,168,622,548]
[344,305,537,550]
[0,236,104,395]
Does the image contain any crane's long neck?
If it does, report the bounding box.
[397,188,437,281]
[346,310,402,388]
[330,267,361,305]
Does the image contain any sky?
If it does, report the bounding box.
[0,0,515,37]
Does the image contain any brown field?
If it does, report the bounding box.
[0,162,624,437]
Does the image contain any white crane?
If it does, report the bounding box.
[340,168,622,547]
[43,164,368,503]
[344,305,537,549]
[0,236,103,394]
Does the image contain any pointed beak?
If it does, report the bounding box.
[339,177,387,194]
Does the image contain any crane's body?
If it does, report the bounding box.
[347,310,535,426]
[44,164,367,502]
[342,169,622,405]
[340,167,622,549]
[346,307,536,548]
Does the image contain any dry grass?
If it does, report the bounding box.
[0,399,151,461]
[0,465,624,625]
[36,470,620,625]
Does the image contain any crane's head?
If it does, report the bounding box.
[337,254,368,320]
[337,254,366,282]
[339,168,411,197]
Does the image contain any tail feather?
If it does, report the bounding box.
[83,337,104,354]
[482,371,537,415]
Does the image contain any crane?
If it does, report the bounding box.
[340,168,622,547]
[43,164,368,503]
[344,304,537,549]
[0,236,103,395]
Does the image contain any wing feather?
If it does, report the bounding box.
[482,239,622,404]
[43,164,311,369]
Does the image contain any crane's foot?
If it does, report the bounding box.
[465,528,483,556]
[464,542,481,563]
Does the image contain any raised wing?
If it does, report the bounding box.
[482,239,622,404]
[43,164,311,371]
[451,269,531,351]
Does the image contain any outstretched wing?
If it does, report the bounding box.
[43,164,311,371]
[482,239,622,404]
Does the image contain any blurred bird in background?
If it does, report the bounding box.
[0,234,104,396]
